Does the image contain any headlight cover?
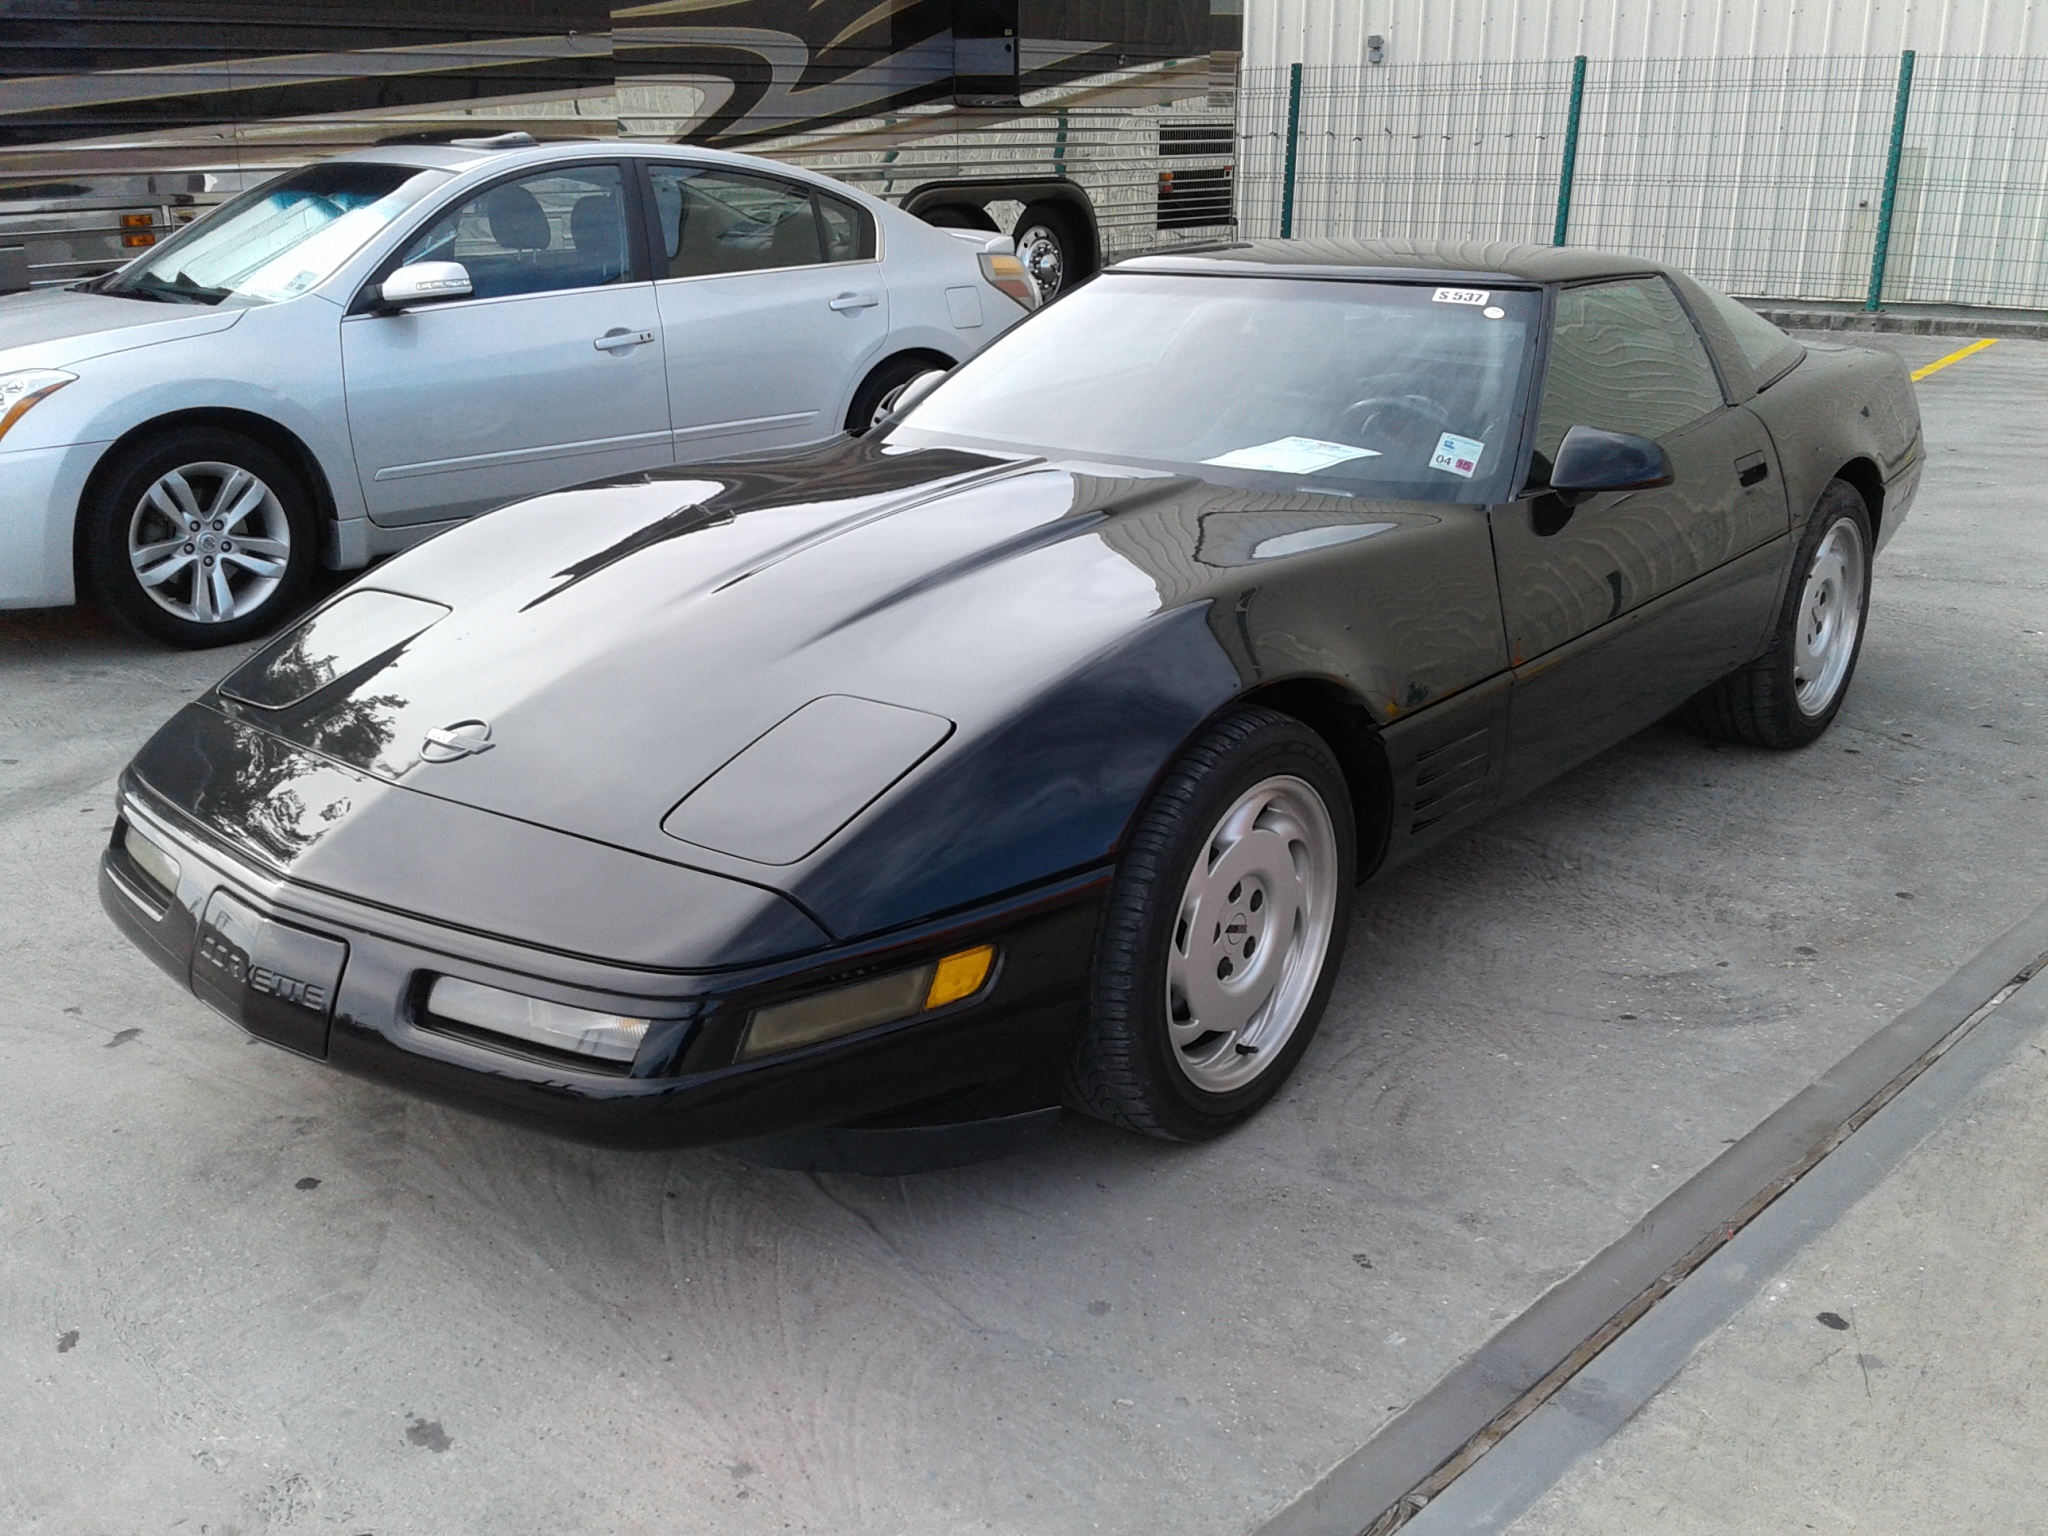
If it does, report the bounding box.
[425,975,651,1065]
[0,370,76,444]
[120,820,181,902]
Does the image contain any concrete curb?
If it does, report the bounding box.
[1254,893,2048,1536]
[1746,305,2048,341]
[1401,964,2048,1533]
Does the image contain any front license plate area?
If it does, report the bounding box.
[191,890,347,1059]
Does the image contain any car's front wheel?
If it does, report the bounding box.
[1068,706,1355,1141]
[82,427,317,647]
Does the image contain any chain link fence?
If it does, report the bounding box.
[1240,53,2048,312]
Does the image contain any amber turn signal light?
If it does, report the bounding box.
[742,944,1000,1060]
[926,945,994,1009]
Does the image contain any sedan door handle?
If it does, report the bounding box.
[594,329,654,352]
[1735,451,1770,487]
[829,292,880,312]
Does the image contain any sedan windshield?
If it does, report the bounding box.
[890,272,1541,503]
[100,162,451,307]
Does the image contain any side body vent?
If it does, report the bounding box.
[1409,726,1491,835]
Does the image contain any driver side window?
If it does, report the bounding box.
[398,163,630,301]
[1533,278,1726,470]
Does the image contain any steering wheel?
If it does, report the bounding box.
[1336,394,1452,448]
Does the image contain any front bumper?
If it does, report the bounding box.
[102,784,1104,1147]
[0,438,105,609]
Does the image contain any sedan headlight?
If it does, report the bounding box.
[0,370,76,444]
[742,945,995,1059]
[426,975,651,1065]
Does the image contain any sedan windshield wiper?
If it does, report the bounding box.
[117,269,232,306]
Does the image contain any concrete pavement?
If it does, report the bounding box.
[1,329,2041,1535]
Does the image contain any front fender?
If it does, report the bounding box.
[31,298,367,526]
[792,601,1243,937]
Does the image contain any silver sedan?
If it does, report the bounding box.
[0,137,1035,645]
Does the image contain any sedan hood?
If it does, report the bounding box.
[0,284,245,369]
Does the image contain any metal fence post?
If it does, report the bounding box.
[1279,62,1303,238]
[1867,49,1916,311]
[1552,55,1587,246]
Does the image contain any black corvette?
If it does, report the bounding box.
[102,239,1922,1149]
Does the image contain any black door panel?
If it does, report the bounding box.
[1492,403,1788,665]
[1499,534,1789,794]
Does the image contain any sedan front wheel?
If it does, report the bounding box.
[84,428,317,647]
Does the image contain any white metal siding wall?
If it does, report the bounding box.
[1244,1,2048,70]
[1240,52,2048,308]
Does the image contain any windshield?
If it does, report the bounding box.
[101,162,451,307]
[890,272,1541,503]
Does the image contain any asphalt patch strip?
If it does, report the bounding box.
[1256,894,2048,1536]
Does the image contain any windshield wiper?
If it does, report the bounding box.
[117,269,231,306]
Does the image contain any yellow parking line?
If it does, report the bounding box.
[1912,337,1998,380]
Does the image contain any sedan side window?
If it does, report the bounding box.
[647,164,869,278]
[1532,277,1726,471]
[398,164,630,301]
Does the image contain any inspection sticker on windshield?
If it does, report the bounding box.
[1432,286,1490,305]
[1429,433,1486,478]
[1203,437,1382,474]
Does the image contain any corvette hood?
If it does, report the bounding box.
[207,438,1207,878]
[0,284,246,369]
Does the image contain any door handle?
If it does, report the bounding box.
[594,329,654,352]
[1735,451,1770,487]
[829,292,880,312]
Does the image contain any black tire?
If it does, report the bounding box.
[1687,477,1873,749]
[845,354,950,435]
[1012,201,1079,303]
[82,427,317,648]
[917,204,998,231]
[1067,706,1356,1142]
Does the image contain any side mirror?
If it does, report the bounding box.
[1547,424,1674,504]
[879,367,949,421]
[374,261,471,310]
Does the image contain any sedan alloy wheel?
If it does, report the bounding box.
[128,461,293,626]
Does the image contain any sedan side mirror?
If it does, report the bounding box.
[374,261,472,310]
[1547,424,1674,504]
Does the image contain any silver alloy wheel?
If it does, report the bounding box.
[1792,515,1868,716]
[127,461,292,625]
[1014,221,1065,302]
[1165,774,1342,1094]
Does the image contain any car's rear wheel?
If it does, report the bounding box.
[1068,706,1355,1141]
[846,354,950,435]
[1013,202,1077,303]
[83,427,317,647]
[1688,477,1873,748]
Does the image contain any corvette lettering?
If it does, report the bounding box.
[196,930,328,1011]
[248,966,329,1011]
[196,929,246,982]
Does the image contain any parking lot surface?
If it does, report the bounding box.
[2,332,2042,1535]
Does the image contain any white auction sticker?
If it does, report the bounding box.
[1482,305,1506,319]
[1429,432,1486,478]
[1432,286,1489,306]
[1203,436,1382,474]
